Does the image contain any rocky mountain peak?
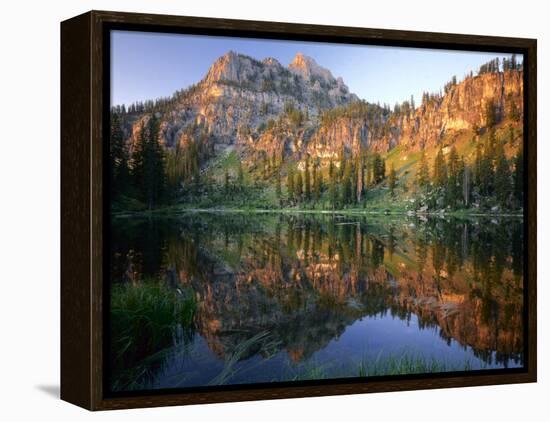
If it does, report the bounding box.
[262,57,282,67]
[203,50,249,85]
[289,52,334,83]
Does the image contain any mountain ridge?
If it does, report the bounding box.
[118,52,355,145]
[110,51,524,213]
[114,51,522,160]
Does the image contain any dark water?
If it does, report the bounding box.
[109,212,524,392]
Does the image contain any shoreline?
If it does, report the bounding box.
[112,206,525,219]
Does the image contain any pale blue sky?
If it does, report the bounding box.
[111,30,520,108]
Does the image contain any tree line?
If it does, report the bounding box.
[110,95,523,213]
[110,84,200,116]
[284,148,387,209]
[478,55,522,75]
[415,127,523,211]
[110,113,166,209]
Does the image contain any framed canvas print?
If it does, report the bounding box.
[60,10,537,410]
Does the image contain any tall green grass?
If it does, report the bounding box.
[357,353,474,377]
[110,280,196,390]
[203,331,477,385]
[291,352,475,382]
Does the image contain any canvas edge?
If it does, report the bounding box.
[59,9,537,411]
[60,11,93,410]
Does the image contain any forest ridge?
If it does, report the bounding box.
[109,52,524,214]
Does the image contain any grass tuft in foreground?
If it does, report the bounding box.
[357,353,474,377]
[290,353,475,382]
[110,280,196,390]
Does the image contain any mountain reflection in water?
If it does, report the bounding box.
[109,212,524,391]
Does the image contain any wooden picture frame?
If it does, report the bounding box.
[61,10,537,410]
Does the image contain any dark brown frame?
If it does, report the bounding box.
[61,10,537,411]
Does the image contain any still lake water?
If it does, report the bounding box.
[109,212,524,392]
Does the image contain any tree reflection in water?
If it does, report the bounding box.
[109,213,524,391]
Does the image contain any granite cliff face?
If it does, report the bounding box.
[123,51,358,151]
[119,51,523,167]
[369,69,524,152]
[300,69,523,158]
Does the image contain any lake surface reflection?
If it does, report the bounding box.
[109,212,524,392]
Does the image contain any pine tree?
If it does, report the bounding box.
[416,150,429,189]
[495,143,511,208]
[224,168,230,193]
[190,141,200,189]
[304,157,311,201]
[295,171,303,202]
[110,112,130,198]
[276,170,282,198]
[271,151,277,170]
[479,129,497,196]
[237,159,244,189]
[165,146,180,193]
[509,126,516,146]
[329,158,335,180]
[356,153,364,202]
[462,160,471,207]
[373,154,380,183]
[287,167,295,203]
[329,173,339,210]
[262,155,268,179]
[365,154,373,187]
[178,136,200,190]
[313,162,322,203]
[350,161,357,205]
[339,145,346,179]
[433,148,447,189]
[447,146,460,207]
[388,163,397,197]
[372,153,385,184]
[141,114,165,209]
[152,116,166,205]
[509,100,520,122]
[485,99,497,128]
[315,172,323,203]
[131,121,146,194]
[342,161,352,205]
[513,145,524,208]
[447,146,459,176]
[474,141,483,188]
